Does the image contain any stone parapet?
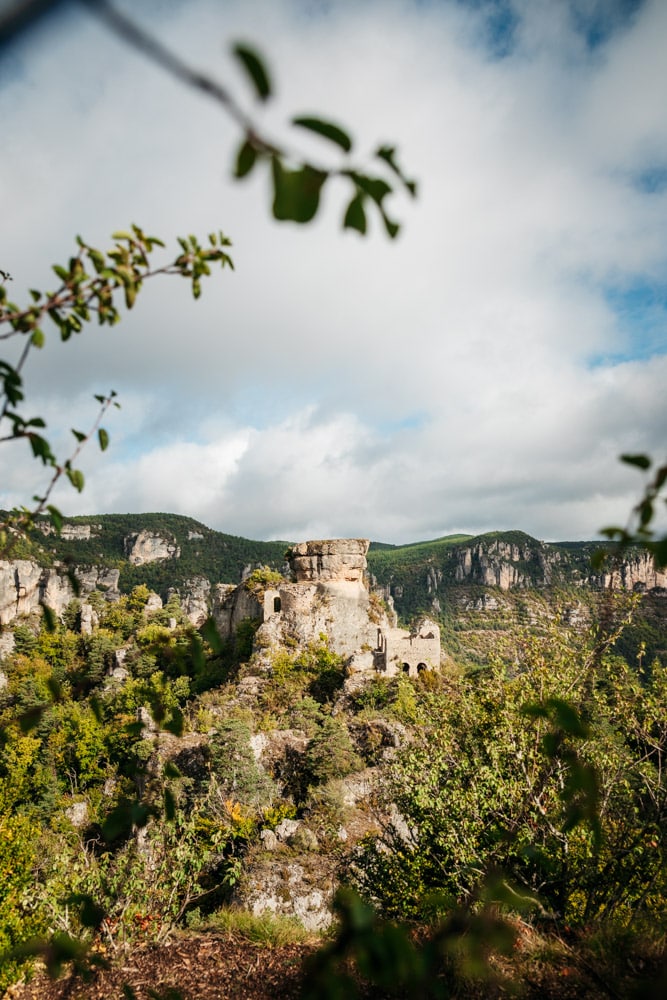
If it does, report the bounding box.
[287,539,369,583]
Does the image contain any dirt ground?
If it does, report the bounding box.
[5,927,664,1000]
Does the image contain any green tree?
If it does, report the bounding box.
[353,621,667,928]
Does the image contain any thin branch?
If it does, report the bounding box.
[80,0,251,134]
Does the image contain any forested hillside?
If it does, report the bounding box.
[12,512,664,677]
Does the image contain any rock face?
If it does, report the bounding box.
[176,577,211,626]
[236,853,336,932]
[0,560,120,626]
[597,551,667,592]
[288,539,369,583]
[124,530,180,566]
[38,522,99,540]
[454,538,554,590]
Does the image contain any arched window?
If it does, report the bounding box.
[402,662,411,673]
[273,596,281,613]
[417,662,427,673]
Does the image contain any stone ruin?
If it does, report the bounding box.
[213,538,441,679]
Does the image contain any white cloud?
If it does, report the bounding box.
[1,0,665,543]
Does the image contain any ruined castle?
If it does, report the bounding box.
[214,538,441,678]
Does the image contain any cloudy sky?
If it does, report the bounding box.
[1,0,666,544]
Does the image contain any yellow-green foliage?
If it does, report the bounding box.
[244,566,284,597]
[0,814,45,991]
[354,623,667,927]
[264,636,346,710]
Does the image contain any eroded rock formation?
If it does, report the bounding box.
[124,530,180,566]
[0,560,119,626]
[288,538,369,584]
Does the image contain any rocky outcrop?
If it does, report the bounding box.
[38,522,100,540]
[215,540,440,680]
[288,539,369,583]
[213,583,263,638]
[0,631,15,663]
[175,577,211,626]
[0,560,120,626]
[236,853,336,932]
[597,551,667,592]
[124,530,180,566]
[454,539,554,590]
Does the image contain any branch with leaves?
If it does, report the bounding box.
[80,0,417,238]
[0,225,233,541]
[596,454,667,571]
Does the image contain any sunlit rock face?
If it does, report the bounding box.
[287,538,369,584]
[597,551,667,592]
[124,530,180,566]
[0,560,119,626]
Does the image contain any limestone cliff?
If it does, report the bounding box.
[124,530,180,566]
[0,559,119,627]
[453,537,556,590]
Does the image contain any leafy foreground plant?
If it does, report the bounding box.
[0,226,233,544]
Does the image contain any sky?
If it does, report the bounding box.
[0,0,666,544]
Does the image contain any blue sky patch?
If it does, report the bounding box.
[590,280,667,366]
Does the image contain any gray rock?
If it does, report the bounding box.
[124,530,180,566]
[65,801,88,828]
[260,829,279,851]
[274,818,300,842]
[288,826,319,852]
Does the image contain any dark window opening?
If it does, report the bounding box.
[273,596,281,613]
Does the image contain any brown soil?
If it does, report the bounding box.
[5,933,314,1000]
[5,927,664,1000]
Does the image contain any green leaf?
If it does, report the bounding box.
[18,704,47,733]
[31,328,45,348]
[379,208,400,240]
[375,145,418,198]
[66,893,106,929]
[232,43,271,101]
[164,787,177,822]
[67,567,81,597]
[652,536,667,569]
[201,616,224,654]
[71,428,87,443]
[347,171,392,206]
[47,675,63,701]
[164,707,184,737]
[235,139,258,178]
[124,281,138,309]
[271,158,327,224]
[590,548,608,571]
[343,194,367,235]
[47,505,63,533]
[620,453,651,470]
[639,500,653,526]
[66,467,85,492]
[98,427,109,451]
[102,801,151,842]
[547,697,589,738]
[28,433,54,464]
[292,116,353,153]
[42,604,57,632]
